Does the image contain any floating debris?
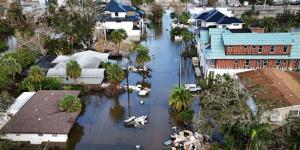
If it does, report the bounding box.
[165,130,210,150]
[124,116,148,128]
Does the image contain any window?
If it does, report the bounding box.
[258,46,263,53]
[263,59,268,66]
[115,12,119,16]
[253,46,256,49]
[229,46,233,48]
[38,134,43,137]
[116,20,121,23]
[283,45,288,53]
[289,110,300,117]
[283,60,287,64]
[244,46,248,49]
[52,134,58,137]
[270,45,275,53]
[276,59,281,66]
[234,59,238,65]
[233,24,239,26]
[245,59,250,66]
[16,134,21,136]
[66,77,69,81]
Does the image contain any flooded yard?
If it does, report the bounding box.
[66,11,200,150]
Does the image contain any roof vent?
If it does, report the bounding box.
[51,92,54,95]
[38,117,41,121]
[35,108,38,112]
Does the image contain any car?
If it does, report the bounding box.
[184,84,201,93]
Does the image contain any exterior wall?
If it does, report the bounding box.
[60,77,104,85]
[97,21,141,37]
[249,27,265,33]
[110,12,126,18]
[2,133,68,144]
[213,59,299,70]
[216,23,243,29]
[204,67,253,78]
[261,105,300,125]
[225,45,292,55]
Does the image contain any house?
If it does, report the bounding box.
[96,0,145,41]
[197,27,300,78]
[237,68,300,125]
[1,90,81,144]
[22,55,57,76]
[194,9,243,29]
[46,50,109,84]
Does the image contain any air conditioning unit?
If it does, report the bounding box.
[270,111,283,122]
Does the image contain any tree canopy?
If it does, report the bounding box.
[106,64,125,85]
[169,86,193,112]
[66,60,81,82]
[109,29,128,55]
[59,94,82,112]
[0,57,22,80]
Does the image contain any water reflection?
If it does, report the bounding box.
[109,97,125,123]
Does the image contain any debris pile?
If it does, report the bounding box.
[124,116,148,128]
[164,130,210,150]
[128,66,150,73]
[124,84,151,96]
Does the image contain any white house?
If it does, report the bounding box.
[46,50,109,84]
[1,90,81,144]
[194,9,243,29]
[96,0,145,41]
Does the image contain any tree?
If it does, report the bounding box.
[169,86,193,112]
[66,60,81,83]
[59,94,82,112]
[106,64,125,86]
[181,29,194,54]
[132,44,151,69]
[0,91,14,112]
[0,41,9,52]
[150,3,163,24]
[0,57,22,80]
[109,29,127,56]
[0,70,12,90]
[3,47,38,69]
[131,0,143,7]
[179,12,190,24]
[26,66,45,90]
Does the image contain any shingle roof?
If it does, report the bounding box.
[2,90,81,134]
[196,9,243,25]
[104,0,127,12]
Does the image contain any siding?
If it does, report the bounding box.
[214,59,299,70]
[225,45,292,55]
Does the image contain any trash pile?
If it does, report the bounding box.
[164,130,210,150]
[124,116,148,128]
[124,84,151,96]
[128,66,149,73]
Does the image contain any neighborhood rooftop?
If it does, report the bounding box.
[2,90,81,134]
[195,9,243,24]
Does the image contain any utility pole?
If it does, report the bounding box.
[126,55,131,117]
[179,58,181,87]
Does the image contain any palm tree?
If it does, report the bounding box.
[181,29,194,54]
[169,86,193,112]
[106,64,125,88]
[28,66,45,89]
[0,57,22,80]
[109,29,128,56]
[66,60,81,83]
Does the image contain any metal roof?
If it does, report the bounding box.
[222,33,294,45]
[199,28,300,59]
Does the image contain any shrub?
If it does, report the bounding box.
[59,94,82,112]
[3,47,38,69]
[179,109,194,121]
[0,41,9,52]
[41,77,62,90]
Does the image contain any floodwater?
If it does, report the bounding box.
[66,11,200,150]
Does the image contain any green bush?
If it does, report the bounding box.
[99,61,112,69]
[59,94,82,112]
[0,41,9,52]
[3,47,38,69]
[41,77,62,90]
[179,109,194,121]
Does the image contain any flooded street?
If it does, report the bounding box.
[67,11,200,150]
